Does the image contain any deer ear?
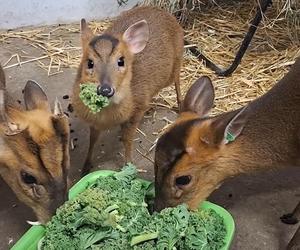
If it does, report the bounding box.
[123,20,149,54]
[202,106,250,145]
[182,76,215,117]
[80,18,93,47]
[0,65,23,135]
[24,80,50,111]
[223,106,250,144]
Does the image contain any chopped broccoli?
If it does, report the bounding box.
[79,83,110,113]
[40,164,227,249]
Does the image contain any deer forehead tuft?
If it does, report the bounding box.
[40,143,64,178]
[156,119,198,175]
[176,112,200,124]
[89,34,119,58]
[25,110,56,144]
[15,132,65,179]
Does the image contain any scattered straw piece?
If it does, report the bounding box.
[0,1,299,144]
[136,148,154,163]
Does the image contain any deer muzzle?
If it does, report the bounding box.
[97,84,115,97]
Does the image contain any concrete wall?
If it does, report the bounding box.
[0,0,139,29]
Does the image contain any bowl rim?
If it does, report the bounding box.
[11,170,235,250]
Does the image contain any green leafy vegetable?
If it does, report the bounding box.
[79,83,110,113]
[131,232,158,246]
[40,164,227,250]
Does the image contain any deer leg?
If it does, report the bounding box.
[81,126,100,176]
[186,0,272,76]
[173,58,183,112]
[121,109,145,164]
[281,201,300,225]
[287,225,300,250]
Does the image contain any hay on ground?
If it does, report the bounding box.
[141,0,300,37]
[0,1,299,119]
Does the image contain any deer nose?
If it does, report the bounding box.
[97,84,115,97]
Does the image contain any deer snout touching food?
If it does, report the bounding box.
[72,6,184,175]
[154,58,300,247]
[0,65,70,224]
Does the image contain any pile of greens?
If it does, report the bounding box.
[40,165,227,250]
[79,83,110,113]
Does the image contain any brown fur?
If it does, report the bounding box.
[0,66,70,223]
[72,6,184,174]
[154,58,300,247]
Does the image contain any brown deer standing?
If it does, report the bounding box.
[0,65,70,223]
[154,58,300,248]
[72,6,183,175]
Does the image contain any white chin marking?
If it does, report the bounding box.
[26,220,42,226]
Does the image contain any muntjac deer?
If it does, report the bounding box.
[154,58,300,248]
[0,65,70,223]
[72,6,184,175]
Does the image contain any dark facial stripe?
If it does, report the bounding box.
[155,119,200,175]
[24,133,53,179]
[6,130,53,179]
[25,135,39,155]
[89,34,119,55]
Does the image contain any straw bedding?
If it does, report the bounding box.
[0,0,299,118]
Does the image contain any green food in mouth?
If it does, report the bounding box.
[40,164,227,250]
[79,83,110,113]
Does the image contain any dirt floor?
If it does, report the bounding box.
[0,10,300,250]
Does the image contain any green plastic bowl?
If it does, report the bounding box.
[11,170,235,250]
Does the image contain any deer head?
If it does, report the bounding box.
[154,76,250,211]
[78,18,149,104]
[0,66,70,223]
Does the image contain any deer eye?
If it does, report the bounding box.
[21,171,37,185]
[117,57,125,67]
[175,175,191,186]
[87,59,94,69]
